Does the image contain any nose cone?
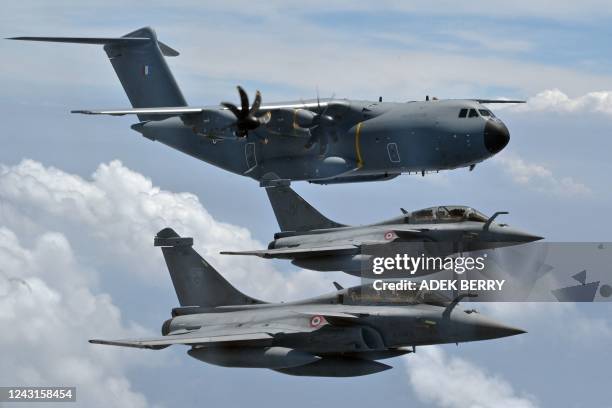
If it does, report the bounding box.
[484,120,510,154]
[456,313,526,342]
[491,226,544,243]
[471,315,526,340]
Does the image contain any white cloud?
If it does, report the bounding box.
[404,346,538,408]
[495,154,591,197]
[0,227,153,408]
[515,89,612,115]
[4,3,612,102]
[0,159,345,407]
[0,159,335,301]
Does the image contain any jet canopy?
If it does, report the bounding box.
[409,206,489,224]
[340,284,451,306]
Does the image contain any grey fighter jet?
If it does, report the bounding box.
[10,27,522,185]
[89,228,525,377]
[221,184,543,276]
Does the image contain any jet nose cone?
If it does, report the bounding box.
[484,120,510,154]
[497,227,544,243]
[483,323,526,339]
[469,315,527,340]
[523,233,544,243]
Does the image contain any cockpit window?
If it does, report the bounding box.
[467,209,489,223]
[409,206,490,224]
[479,109,494,117]
[436,206,466,221]
[411,209,434,222]
[468,108,479,118]
[343,285,451,306]
[458,108,468,118]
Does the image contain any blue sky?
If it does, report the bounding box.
[1,2,611,407]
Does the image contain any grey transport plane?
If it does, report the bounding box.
[222,184,543,276]
[10,27,523,185]
[89,228,525,377]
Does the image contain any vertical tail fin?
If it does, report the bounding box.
[154,228,263,308]
[104,27,186,116]
[9,26,186,120]
[265,185,345,232]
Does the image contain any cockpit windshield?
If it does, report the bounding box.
[342,284,451,306]
[408,206,489,224]
[458,108,496,118]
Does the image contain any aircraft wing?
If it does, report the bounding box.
[90,324,301,350]
[220,244,359,259]
[72,107,205,116]
[71,100,339,116]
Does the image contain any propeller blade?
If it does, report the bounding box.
[257,111,272,125]
[304,130,318,149]
[237,86,250,115]
[221,102,241,118]
[318,131,328,156]
[251,90,262,114]
[221,86,269,138]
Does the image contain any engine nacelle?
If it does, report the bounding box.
[187,346,320,369]
[265,108,314,137]
[189,109,237,139]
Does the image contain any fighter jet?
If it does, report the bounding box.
[89,228,525,377]
[221,183,543,276]
[10,27,522,185]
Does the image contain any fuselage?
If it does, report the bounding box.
[134,99,510,183]
[264,206,541,275]
[164,293,523,357]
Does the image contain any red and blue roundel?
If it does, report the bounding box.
[309,315,326,327]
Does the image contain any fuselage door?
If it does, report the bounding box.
[245,142,257,170]
[387,142,401,163]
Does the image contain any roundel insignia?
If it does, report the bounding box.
[309,315,325,328]
[384,231,396,240]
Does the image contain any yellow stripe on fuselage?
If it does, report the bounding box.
[355,122,364,168]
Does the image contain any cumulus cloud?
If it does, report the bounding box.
[0,159,334,300]
[504,89,612,115]
[0,227,154,407]
[404,346,538,408]
[494,154,591,197]
[0,159,343,407]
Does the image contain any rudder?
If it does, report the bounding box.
[10,26,187,121]
[265,185,345,232]
[104,27,187,118]
[155,228,263,308]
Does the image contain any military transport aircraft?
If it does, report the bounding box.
[10,27,523,185]
[89,228,525,377]
[221,183,543,276]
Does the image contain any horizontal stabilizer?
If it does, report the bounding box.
[8,36,148,44]
[7,36,180,56]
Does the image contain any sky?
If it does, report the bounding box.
[1,1,611,407]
